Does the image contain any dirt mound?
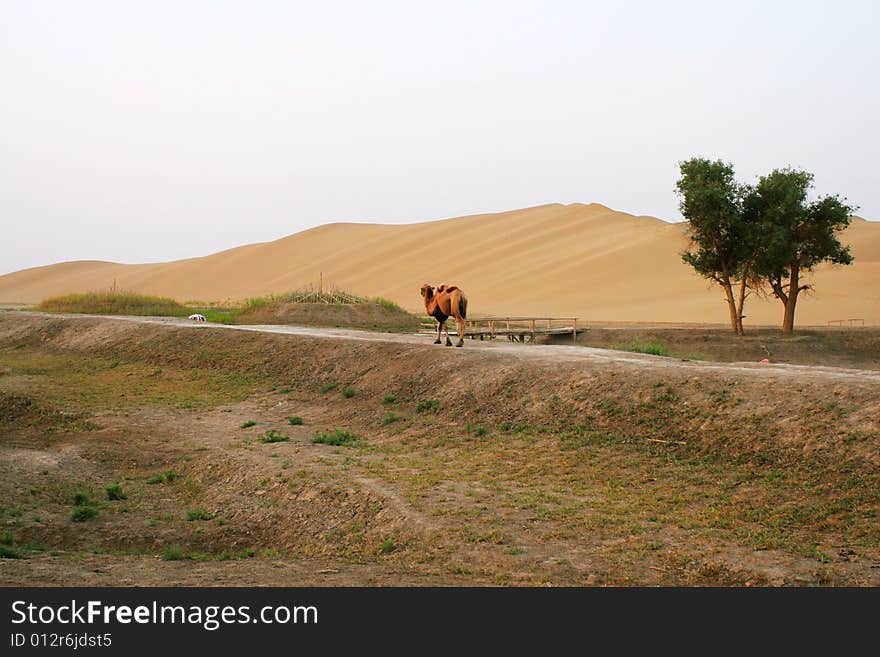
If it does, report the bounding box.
[235,301,422,333]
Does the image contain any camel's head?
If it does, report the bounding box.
[420,283,434,301]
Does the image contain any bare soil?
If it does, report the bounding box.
[1,311,878,586]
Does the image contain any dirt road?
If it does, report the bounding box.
[13,311,880,385]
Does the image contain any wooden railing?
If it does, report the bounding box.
[423,316,584,343]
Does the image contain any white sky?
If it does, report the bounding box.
[2,1,878,275]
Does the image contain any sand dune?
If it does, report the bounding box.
[2,203,878,325]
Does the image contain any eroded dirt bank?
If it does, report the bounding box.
[1,313,878,585]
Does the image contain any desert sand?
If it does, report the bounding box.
[1,203,878,325]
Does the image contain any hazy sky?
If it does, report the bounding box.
[2,1,878,275]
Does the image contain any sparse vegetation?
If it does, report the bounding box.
[71,506,98,522]
[382,395,397,405]
[259,429,290,443]
[416,399,440,413]
[617,342,671,357]
[240,420,257,429]
[382,412,401,426]
[36,291,235,324]
[186,508,212,521]
[341,386,356,398]
[287,416,304,425]
[147,470,178,485]
[320,382,339,394]
[105,483,126,501]
[4,313,880,586]
[0,545,23,559]
[313,429,358,446]
[162,545,186,561]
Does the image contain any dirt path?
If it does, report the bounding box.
[9,311,880,385]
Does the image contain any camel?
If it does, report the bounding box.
[420,283,468,347]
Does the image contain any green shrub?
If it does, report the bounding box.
[287,416,304,426]
[382,412,401,426]
[71,506,98,522]
[379,538,397,554]
[105,484,126,501]
[240,420,257,429]
[618,342,671,357]
[162,545,186,561]
[71,490,90,506]
[260,429,290,443]
[416,399,440,413]
[341,386,356,398]
[382,395,397,405]
[312,429,358,446]
[186,509,212,521]
[319,382,339,394]
[0,545,22,559]
[146,473,164,485]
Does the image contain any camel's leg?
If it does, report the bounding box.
[444,322,452,347]
[455,317,465,347]
[434,321,442,344]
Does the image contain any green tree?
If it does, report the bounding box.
[676,158,757,334]
[745,168,855,334]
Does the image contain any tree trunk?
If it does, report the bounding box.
[735,278,748,335]
[721,279,739,334]
[781,264,800,334]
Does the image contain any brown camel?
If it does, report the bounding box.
[420,283,468,347]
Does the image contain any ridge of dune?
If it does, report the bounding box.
[2,203,878,325]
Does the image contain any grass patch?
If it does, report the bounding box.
[71,491,90,506]
[313,429,358,446]
[240,420,257,429]
[382,395,397,405]
[105,483,126,501]
[382,412,401,426]
[416,399,440,414]
[617,342,672,357]
[36,291,235,324]
[71,506,98,522]
[186,508,212,521]
[320,382,339,394]
[147,470,178,484]
[162,545,186,561]
[0,545,23,559]
[287,416,304,426]
[341,386,356,399]
[259,429,290,443]
[378,538,397,554]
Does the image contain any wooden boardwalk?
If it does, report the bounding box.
[422,316,585,343]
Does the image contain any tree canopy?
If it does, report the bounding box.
[677,160,855,334]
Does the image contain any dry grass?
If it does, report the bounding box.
[1,313,878,585]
